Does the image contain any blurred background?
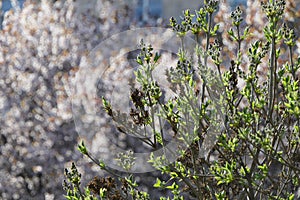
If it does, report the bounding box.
[0,0,298,200]
[1,0,247,27]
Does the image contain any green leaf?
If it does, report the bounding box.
[99,188,107,198]
[78,140,88,155]
[154,178,162,188]
[154,52,161,63]
[243,26,250,37]
[288,194,295,200]
[136,55,143,65]
[99,160,106,169]
[166,182,177,190]
[217,180,224,185]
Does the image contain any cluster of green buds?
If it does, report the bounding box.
[208,39,222,66]
[228,6,250,50]
[230,6,243,27]
[170,0,220,38]
[162,100,180,134]
[181,9,193,31]
[64,162,82,186]
[204,0,219,14]
[169,16,190,37]
[281,23,296,47]
[261,0,286,21]
[192,8,206,35]
[136,40,155,65]
[176,58,194,79]
[167,56,194,85]
[247,41,270,68]
[63,162,84,199]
